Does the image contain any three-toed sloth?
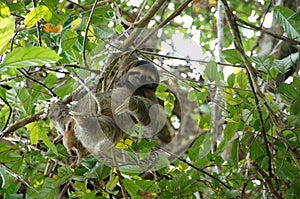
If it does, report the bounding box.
[49,59,164,166]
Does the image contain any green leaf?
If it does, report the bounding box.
[227,73,236,88]
[60,29,78,50]
[223,49,243,64]
[231,138,239,167]
[93,25,114,38]
[136,180,159,193]
[224,121,239,141]
[87,42,106,68]
[291,96,300,115]
[242,109,253,125]
[53,166,73,186]
[24,5,49,28]
[123,179,141,197]
[115,24,123,33]
[188,90,198,101]
[0,16,15,54]
[164,92,175,116]
[27,123,39,145]
[278,83,298,100]
[16,87,35,114]
[189,133,210,160]
[55,78,75,98]
[236,70,248,89]
[274,6,300,41]
[250,139,265,160]
[27,178,59,199]
[284,181,300,198]
[288,12,300,34]
[273,52,299,74]
[205,61,220,82]
[40,130,58,155]
[0,47,61,68]
[251,55,273,73]
[43,0,59,8]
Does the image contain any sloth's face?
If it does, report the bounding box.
[117,60,159,92]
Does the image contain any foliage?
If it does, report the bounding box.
[0,0,299,198]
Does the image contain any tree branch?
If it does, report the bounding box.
[0,111,44,138]
[236,17,300,45]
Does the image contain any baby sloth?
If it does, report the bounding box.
[63,118,89,166]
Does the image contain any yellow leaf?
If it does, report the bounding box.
[0,16,15,54]
[0,2,10,18]
[24,5,49,28]
[116,139,128,149]
[88,26,95,43]
[116,138,133,149]
[26,122,39,145]
[124,138,133,146]
[71,18,82,30]
[178,162,189,171]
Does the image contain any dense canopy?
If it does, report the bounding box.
[0,0,299,198]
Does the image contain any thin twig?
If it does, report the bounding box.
[251,161,282,199]
[0,96,12,131]
[82,0,99,68]
[0,70,40,83]
[64,64,101,74]
[236,17,300,45]
[0,162,40,194]
[116,168,128,198]
[83,0,115,11]
[112,3,134,28]
[140,50,245,68]
[17,69,58,98]
[10,19,21,51]
[257,0,273,28]
[58,182,70,199]
[134,0,148,24]
[155,145,232,190]
[223,0,274,178]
